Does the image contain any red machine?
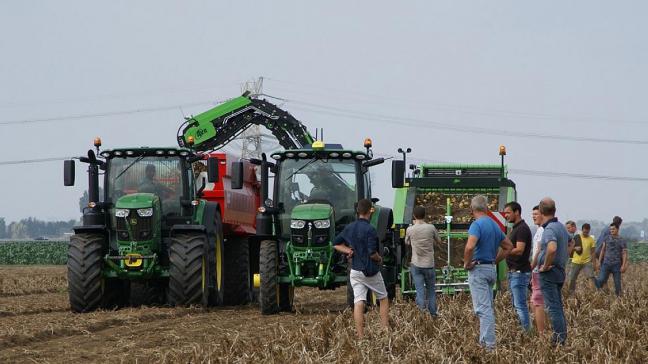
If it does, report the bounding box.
[200,152,260,236]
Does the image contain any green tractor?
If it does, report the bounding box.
[176,94,402,314]
[63,143,247,312]
[235,140,399,314]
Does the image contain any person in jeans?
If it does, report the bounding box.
[503,201,532,332]
[529,205,546,334]
[537,197,570,345]
[565,221,578,276]
[464,195,513,350]
[333,198,389,338]
[405,205,442,316]
[595,223,628,297]
[566,223,596,297]
[595,216,622,260]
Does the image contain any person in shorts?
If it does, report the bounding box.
[334,198,389,338]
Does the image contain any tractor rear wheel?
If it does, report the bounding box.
[167,233,210,306]
[259,240,280,315]
[67,233,105,313]
[222,236,251,305]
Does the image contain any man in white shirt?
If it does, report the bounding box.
[529,205,546,334]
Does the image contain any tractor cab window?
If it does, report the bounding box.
[107,156,186,216]
[278,158,358,236]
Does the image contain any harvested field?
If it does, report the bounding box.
[0,265,647,363]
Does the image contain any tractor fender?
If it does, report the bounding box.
[72,225,107,235]
[372,205,394,243]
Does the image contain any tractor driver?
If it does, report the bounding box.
[307,167,337,202]
[139,164,174,199]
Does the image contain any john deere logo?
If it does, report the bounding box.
[196,128,208,139]
[130,218,138,225]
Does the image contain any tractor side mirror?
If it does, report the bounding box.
[64,160,75,186]
[391,160,405,188]
[207,158,219,183]
[231,161,244,190]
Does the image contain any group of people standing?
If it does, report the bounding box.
[332,196,629,349]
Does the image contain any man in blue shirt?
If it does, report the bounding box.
[595,216,622,267]
[463,195,513,350]
[334,198,389,338]
[537,197,570,346]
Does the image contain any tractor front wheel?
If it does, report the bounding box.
[168,233,210,306]
[67,233,106,313]
[221,236,251,306]
[259,240,280,315]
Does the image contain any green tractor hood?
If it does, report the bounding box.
[115,193,159,209]
[291,203,333,221]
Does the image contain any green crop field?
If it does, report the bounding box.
[629,241,648,262]
[0,241,68,265]
[1,240,647,265]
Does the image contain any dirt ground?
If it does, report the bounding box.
[1,265,647,363]
[0,266,349,363]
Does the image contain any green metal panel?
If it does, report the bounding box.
[184,96,252,148]
[392,187,408,224]
[291,203,333,221]
[114,193,157,209]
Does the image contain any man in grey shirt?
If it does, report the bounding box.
[537,197,570,346]
[405,205,442,316]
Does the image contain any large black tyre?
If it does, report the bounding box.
[167,233,210,306]
[221,237,251,306]
[259,240,280,315]
[67,233,106,313]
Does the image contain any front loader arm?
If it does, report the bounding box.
[177,94,314,152]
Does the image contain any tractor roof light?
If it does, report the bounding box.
[126,150,135,156]
[168,150,176,155]
[94,137,102,148]
[355,154,366,160]
[156,150,165,155]
[297,152,308,158]
[271,154,281,160]
[114,151,123,156]
[179,151,189,157]
[312,140,325,150]
[342,152,352,158]
[100,151,111,158]
[329,152,340,158]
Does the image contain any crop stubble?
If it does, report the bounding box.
[0,265,646,363]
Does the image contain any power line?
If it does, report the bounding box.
[265,77,648,127]
[0,157,74,166]
[393,154,648,182]
[0,100,223,126]
[283,100,648,145]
